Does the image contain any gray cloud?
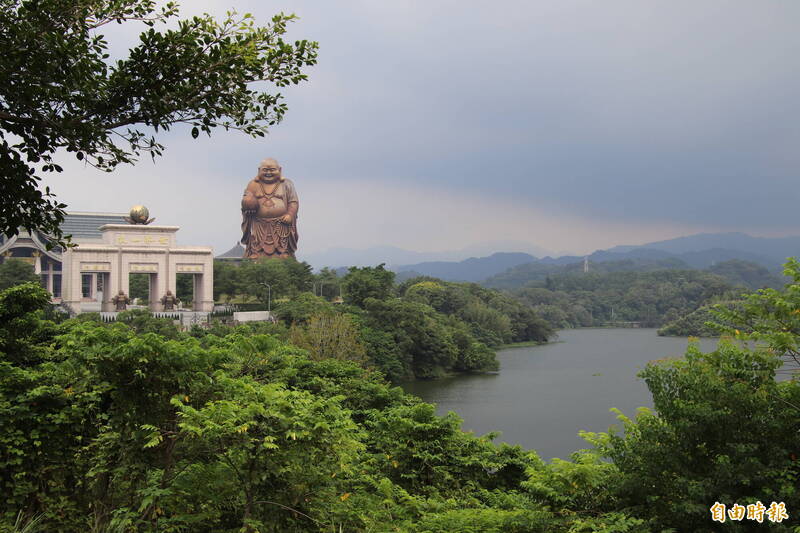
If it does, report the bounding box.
[43,0,800,257]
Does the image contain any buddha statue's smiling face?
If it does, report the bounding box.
[258,158,281,182]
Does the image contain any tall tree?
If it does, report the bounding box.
[237,257,313,302]
[314,266,341,300]
[289,312,367,364]
[341,265,395,308]
[0,258,40,291]
[1,0,318,244]
[128,272,149,302]
[713,257,800,374]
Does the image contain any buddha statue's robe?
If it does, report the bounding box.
[240,177,299,258]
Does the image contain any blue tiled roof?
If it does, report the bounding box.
[61,212,127,239]
[217,242,244,258]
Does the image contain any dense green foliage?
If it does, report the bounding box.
[512,270,737,328]
[273,293,334,326]
[657,301,743,337]
[712,257,800,375]
[360,297,491,378]
[217,264,553,381]
[0,259,39,292]
[0,282,620,532]
[485,257,783,291]
[1,1,317,245]
[4,261,800,531]
[599,339,800,532]
[342,271,552,379]
[0,286,359,532]
[484,258,691,290]
[341,264,395,307]
[289,312,367,364]
[646,261,783,337]
[127,274,192,305]
[214,259,316,303]
[398,277,552,347]
[485,259,786,331]
[707,259,785,290]
[128,273,148,303]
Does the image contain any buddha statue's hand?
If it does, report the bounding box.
[280,214,293,224]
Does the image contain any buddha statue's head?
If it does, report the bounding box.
[257,158,282,182]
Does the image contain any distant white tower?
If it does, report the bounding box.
[583,256,589,273]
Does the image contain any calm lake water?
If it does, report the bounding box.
[401,328,718,461]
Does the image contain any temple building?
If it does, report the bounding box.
[0,211,214,313]
[216,242,245,263]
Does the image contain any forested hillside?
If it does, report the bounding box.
[3,261,800,532]
[283,266,552,380]
[483,258,691,290]
[657,301,743,337]
[481,258,783,331]
[511,270,737,328]
[707,259,785,289]
[213,261,553,380]
[484,256,781,291]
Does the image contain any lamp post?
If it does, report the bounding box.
[310,281,327,298]
[333,283,344,305]
[259,282,272,314]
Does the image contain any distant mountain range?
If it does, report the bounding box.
[607,232,800,260]
[393,252,537,283]
[294,232,800,285]
[297,241,555,269]
[537,246,774,270]
[570,232,800,270]
[387,232,800,285]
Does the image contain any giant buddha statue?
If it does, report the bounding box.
[240,158,299,259]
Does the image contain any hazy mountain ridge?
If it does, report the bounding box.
[298,241,553,269]
[302,232,798,285]
[394,252,537,282]
[606,232,800,267]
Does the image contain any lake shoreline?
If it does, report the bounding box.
[402,328,718,460]
[495,339,557,350]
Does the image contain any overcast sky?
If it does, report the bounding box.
[44,1,800,261]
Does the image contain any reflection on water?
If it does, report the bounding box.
[401,328,718,461]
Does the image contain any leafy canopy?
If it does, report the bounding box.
[342,264,395,307]
[0,258,40,292]
[0,0,318,244]
[11,268,800,531]
[712,257,800,374]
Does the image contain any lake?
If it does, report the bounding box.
[401,328,719,461]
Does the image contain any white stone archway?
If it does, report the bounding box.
[61,224,214,313]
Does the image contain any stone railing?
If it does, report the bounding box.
[96,310,209,326]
